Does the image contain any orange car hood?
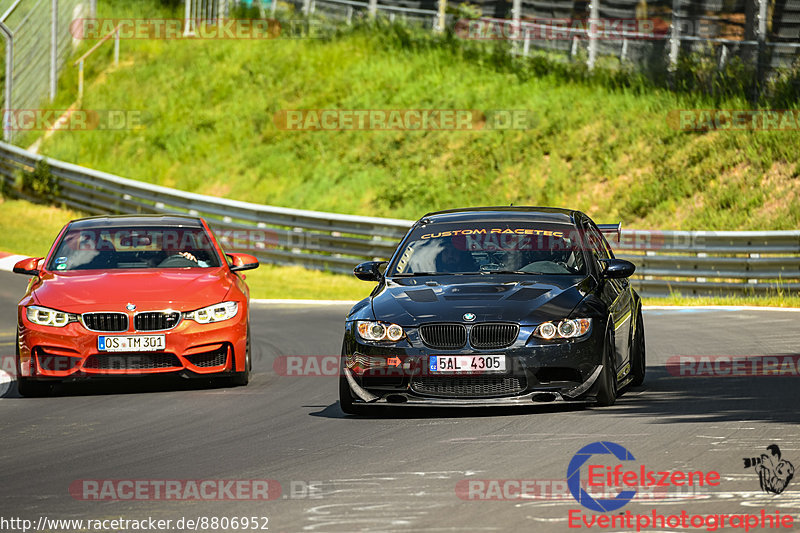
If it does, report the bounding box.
[31,268,235,312]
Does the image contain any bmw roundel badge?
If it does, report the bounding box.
[463,312,476,321]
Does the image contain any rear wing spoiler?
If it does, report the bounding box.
[597,223,622,243]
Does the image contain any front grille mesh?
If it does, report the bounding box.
[411,376,524,398]
[186,348,228,368]
[134,311,180,331]
[82,313,128,332]
[470,323,519,349]
[419,324,467,349]
[83,353,181,370]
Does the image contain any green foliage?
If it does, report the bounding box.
[20,161,60,202]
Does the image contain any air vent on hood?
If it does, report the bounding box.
[405,289,438,302]
[451,285,508,293]
[506,288,549,301]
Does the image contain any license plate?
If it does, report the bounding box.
[98,335,165,352]
[429,355,506,374]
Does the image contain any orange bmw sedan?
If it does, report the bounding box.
[13,214,259,396]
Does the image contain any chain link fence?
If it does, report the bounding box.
[0,0,96,142]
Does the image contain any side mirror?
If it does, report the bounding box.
[600,259,636,279]
[13,257,43,276]
[353,261,385,282]
[227,253,259,272]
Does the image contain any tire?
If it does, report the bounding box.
[595,328,618,407]
[338,342,363,415]
[231,326,251,387]
[17,377,52,397]
[629,306,646,386]
[339,375,359,415]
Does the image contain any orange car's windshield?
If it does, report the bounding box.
[47,226,222,270]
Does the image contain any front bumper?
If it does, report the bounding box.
[343,366,602,407]
[17,307,247,380]
[342,322,606,406]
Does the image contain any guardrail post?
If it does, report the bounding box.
[510,0,520,53]
[219,0,228,26]
[368,0,377,19]
[668,0,681,70]
[435,0,446,33]
[50,0,57,100]
[184,0,195,37]
[587,0,599,70]
[523,28,530,56]
[1,22,13,142]
[754,0,768,99]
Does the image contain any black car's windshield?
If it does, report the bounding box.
[48,226,222,270]
[389,222,587,276]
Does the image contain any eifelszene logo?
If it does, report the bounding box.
[744,444,795,495]
[567,441,637,512]
[567,441,721,512]
[566,441,795,531]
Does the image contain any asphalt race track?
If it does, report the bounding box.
[1,269,799,532]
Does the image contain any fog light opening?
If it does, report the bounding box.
[386,394,408,404]
[532,392,557,403]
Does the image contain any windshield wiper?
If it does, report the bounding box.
[391,272,445,277]
[480,270,544,275]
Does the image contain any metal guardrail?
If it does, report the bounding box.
[1,140,799,298]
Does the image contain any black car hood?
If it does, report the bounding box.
[370,275,595,326]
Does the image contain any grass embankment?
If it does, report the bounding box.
[30,1,800,230]
[2,199,799,306]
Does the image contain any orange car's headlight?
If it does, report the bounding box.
[183,301,238,324]
[26,305,78,328]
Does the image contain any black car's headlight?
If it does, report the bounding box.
[356,321,405,342]
[26,305,78,327]
[534,318,592,340]
[183,301,238,324]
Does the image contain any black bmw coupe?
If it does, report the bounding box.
[339,207,645,413]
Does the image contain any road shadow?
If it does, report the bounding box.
[310,401,588,419]
[2,375,243,398]
[608,359,800,425]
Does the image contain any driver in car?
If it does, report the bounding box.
[436,245,478,273]
[175,251,210,267]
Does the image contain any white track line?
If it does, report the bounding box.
[251,298,358,306]
[0,254,28,272]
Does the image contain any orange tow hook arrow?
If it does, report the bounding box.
[387,356,401,367]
